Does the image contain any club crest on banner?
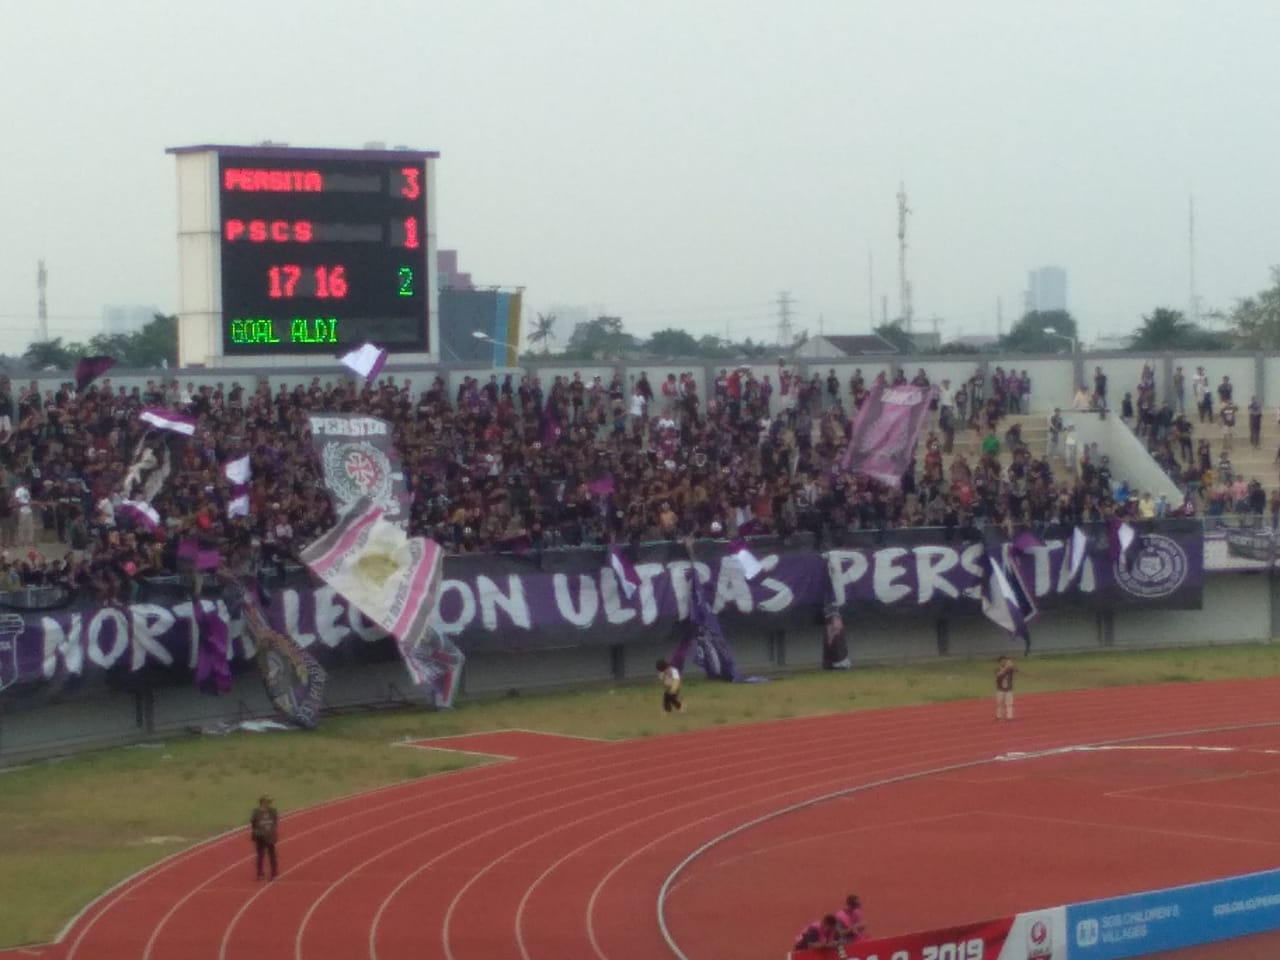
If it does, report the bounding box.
[1115,534,1189,600]
[0,613,25,692]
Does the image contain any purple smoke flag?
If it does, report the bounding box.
[75,355,115,391]
[177,538,221,572]
[541,407,562,448]
[727,537,763,581]
[609,545,641,600]
[839,382,937,486]
[118,499,162,533]
[339,342,388,382]
[688,576,739,681]
[1011,528,1045,555]
[224,454,252,518]
[586,473,615,497]
[140,406,196,436]
[194,602,231,695]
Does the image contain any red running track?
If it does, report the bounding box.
[4,678,1280,960]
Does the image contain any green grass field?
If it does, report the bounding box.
[2,643,1278,947]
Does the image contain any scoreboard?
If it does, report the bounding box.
[168,144,438,364]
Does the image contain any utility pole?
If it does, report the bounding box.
[1188,195,1200,323]
[897,183,913,334]
[776,290,794,347]
[867,252,875,327]
[36,258,48,342]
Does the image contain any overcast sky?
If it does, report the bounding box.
[2,0,1279,353]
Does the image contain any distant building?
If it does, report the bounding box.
[793,333,899,360]
[102,305,158,335]
[1026,266,1068,313]
[437,250,473,290]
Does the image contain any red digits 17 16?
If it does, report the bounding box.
[268,265,348,299]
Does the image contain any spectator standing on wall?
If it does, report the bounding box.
[1093,367,1108,411]
[1193,367,1212,423]
[1248,397,1263,449]
[995,654,1016,720]
[1172,366,1186,414]
[250,794,280,881]
[1221,400,1238,452]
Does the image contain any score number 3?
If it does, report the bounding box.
[398,166,421,200]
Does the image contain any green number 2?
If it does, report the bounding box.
[397,266,415,297]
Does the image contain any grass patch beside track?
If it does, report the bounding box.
[2,642,1278,946]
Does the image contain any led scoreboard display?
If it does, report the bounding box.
[218,153,430,354]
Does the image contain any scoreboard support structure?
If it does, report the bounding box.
[166,143,440,368]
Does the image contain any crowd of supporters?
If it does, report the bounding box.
[0,358,1193,599]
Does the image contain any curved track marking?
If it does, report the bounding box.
[33,679,1280,960]
[654,718,1280,960]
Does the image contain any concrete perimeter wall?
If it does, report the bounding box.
[1,572,1274,764]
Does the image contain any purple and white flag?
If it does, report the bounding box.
[339,342,388,382]
[397,626,465,709]
[727,537,763,581]
[609,545,641,600]
[177,538,221,572]
[1066,526,1089,584]
[118,499,161,532]
[140,407,196,437]
[982,552,1036,651]
[839,382,937,487]
[224,454,252,519]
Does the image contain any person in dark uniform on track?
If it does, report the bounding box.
[995,654,1016,721]
[250,794,280,880]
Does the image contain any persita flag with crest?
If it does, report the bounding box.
[300,498,463,708]
[309,413,410,529]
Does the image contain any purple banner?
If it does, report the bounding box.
[0,523,1203,693]
[841,382,937,485]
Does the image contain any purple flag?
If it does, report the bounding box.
[309,414,411,529]
[687,576,739,681]
[194,602,231,695]
[586,473,615,496]
[140,407,197,436]
[177,538,221,572]
[840,382,937,486]
[76,356,115,391]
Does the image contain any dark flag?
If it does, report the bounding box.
[75,356,115,391]
[238,579,327,728]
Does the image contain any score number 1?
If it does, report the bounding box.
[268,265,348,299]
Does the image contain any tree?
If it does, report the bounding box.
[1225,266,1280,350]
[1127,307,1229,352]
[999,310,1078,353]
[23,337,79,369]
[85,313,177,368]
[527,312,557,355]
[645,328,701,357]
[562,315,639,360]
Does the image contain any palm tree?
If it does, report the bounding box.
[528,312,557,355]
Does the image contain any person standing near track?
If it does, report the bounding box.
[656,659,684,713]
[836,894,867,941]
[995,654,1016,721]
[250,794,280,880]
